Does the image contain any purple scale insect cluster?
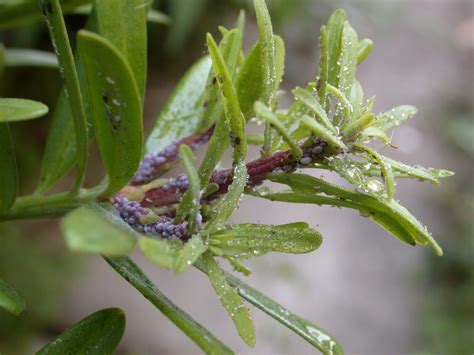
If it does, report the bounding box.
[162,173,189,191]
[113,196,187,240]
[132,142,180,184]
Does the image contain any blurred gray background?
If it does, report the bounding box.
[1,0,472,354]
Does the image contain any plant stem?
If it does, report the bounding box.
[0,188,99,221]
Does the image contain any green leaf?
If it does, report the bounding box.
[236,35,285,119]
[36,92,77,193]
[198,113,229,189]
[209,222,322,259]
[381,156,454,185]
[0,279,25,316]
[205,161,247,233]
[357,38,373,64]
[105,256,234,354]
[317,25,328,104]
[200,28,243,130]
[43,0,90,192]
[254,0,277,106]
[326,83,352,121]
[93,0,147,100]
[3,48,58,68]
[0,98,48,122]
[0,123,17,211]
[78,30,143,197]
[37,308,125,355]
[375,105,417,132]
[175,145,201,232]
[165,0,208,54]
[139,237,181,270]
[254,101,302,158]
[325,9,347,91]
[146,56,211,154]
[195,261,344,354]
[206,33,247,162]
[174,235,208,273]
[301,115,347,151]
[268,173,442,255]
[0,0,90,30]
[292,87,336,133]
[61,203,136,256]
[338,21,358,98]
[202,253,255,347]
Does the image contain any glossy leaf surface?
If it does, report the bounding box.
[78,30,143,197]
[209,222,322,259]
[146,56,211,154]
[37,308,125,355]
[202,253,255,347]
[93,0,147,99]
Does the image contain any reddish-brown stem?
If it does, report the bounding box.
[140,139,329,208]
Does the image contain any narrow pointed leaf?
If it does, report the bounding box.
[93,0,147,99]
[146,56,211,153]
[0,98,48,122]
[4,48,58,68]
[268,173,442,255]
[36,92,77,193]
[325,9,347,89]
[375,105,417,131]
[381,156,454,184]
[317,25,328,104]
[43,0,89,191]
[209,222,322,259]
[200,28,243,130]
[205,161,247,233]
[139,237,181,270]
[195,261,343,354]
[0,279,25,316]
[105,256,234,354]
[175,145,201,232]
[0,123,17,211]
[293,87,336,133]
[61,203,136,256]
[37,308,125,355]
[236,35,285,119]
[202,253,255,347]
[78,30,143,197]
[254,101,302,158]
[357,38,373,64]
[301,115,347,151]
[254,0,277,106]
[338,21,358,98]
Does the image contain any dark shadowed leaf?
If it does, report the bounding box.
[37,308,125,355]
[0,279,25,316]
[0,123,17,211]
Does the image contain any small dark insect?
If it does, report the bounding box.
[102,95,109,103]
